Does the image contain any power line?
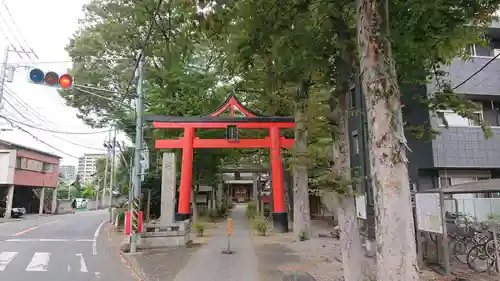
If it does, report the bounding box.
[2,1,38,59]
[0,9,30,59]
[2,95,108,152]
[452,52,500,91]
[0,115,111,135]
[125,0,164,96]
[3,87,88,130]
[0,116,79,159]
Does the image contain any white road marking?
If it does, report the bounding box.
[93,220,107,255]
[26,252,50,272]
[0,252,18,271]
[5,238,94,242]
[76,253,88,272]
[67,263,71,272]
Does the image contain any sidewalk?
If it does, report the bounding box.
[173,204,259,281]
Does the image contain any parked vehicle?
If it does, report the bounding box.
[0,200,26,218]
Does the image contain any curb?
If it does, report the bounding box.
[106,225,147,281]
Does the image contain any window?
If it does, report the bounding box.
[15,157,21,168]
[352,132,360,155]
[436,110,482,127]
[43,163,56,173]
[470,43,500,58]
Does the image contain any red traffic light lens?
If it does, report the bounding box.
[44,72,59,86]
[58,74,73,89]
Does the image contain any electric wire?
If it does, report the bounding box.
[2,1,38,58]
[3,86,89,130]
[452,52,500,91]
[0,8,31,59]
[124,0,164,96]
[0,115,111,135]
[0,115,79,159]
[3,94,108,152]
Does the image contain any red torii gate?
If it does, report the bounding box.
[147,95,295,232]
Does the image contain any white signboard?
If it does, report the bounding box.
[355,194,367,219]
[415,193,443,234]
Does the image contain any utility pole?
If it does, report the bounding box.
[102,127,112,208]
[108,126,117,222]
[0,47,37,106]
[130,54,145,253]
[0,47,10,104]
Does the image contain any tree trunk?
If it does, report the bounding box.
[357,0,419,281]
[330,97,366,281]
[329,10,367,281]
[292,78,312,241]
[330,76,365,281]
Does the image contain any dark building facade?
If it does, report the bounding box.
[349,22,500,248]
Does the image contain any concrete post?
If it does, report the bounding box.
[211,187,216,210]
[252,173,258,200]
[5,185,14,218]
[160,152,176,225]
[217,183,223,209]
[39,188,45,215]
[51,188,58,214]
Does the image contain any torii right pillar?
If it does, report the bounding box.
[269,126,288,233]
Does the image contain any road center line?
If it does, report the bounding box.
[93,220,107,256]
[13,220,60,236]
[5,238,93,242]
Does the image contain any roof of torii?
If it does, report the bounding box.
[206,94,259,117]
[145,94,294,123]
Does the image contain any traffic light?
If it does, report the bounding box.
[28,68,73,89]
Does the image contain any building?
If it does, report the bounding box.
[60,165,76,180]
[346,21,500,253]
[77,153,106,183]
[0,140,60,217]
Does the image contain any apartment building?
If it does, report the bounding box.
[77,153,106,183]
[347,21,500,250]
[60,165,76,180]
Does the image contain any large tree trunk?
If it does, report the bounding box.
[330,55,365,281]
[357,0,419,281]
[330,93,366,281]
[292,78,312,241]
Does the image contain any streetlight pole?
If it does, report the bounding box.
[130,54,145,253]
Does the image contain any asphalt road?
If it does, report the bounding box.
[0,210,136,281]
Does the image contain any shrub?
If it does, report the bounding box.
[253,215,269,236]
[246,201,258,220]
[117,210,126,226]
[226,200,235,210]
[193,223,205,237]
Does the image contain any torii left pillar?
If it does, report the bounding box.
[176,127,195,221]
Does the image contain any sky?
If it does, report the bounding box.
[0,0,129,166]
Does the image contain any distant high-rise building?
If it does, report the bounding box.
[77,153,107,183]
[60,165,76,180]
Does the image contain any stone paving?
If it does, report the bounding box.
[173,204,259,281]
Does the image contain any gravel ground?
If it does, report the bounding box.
[251,219,497,281]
